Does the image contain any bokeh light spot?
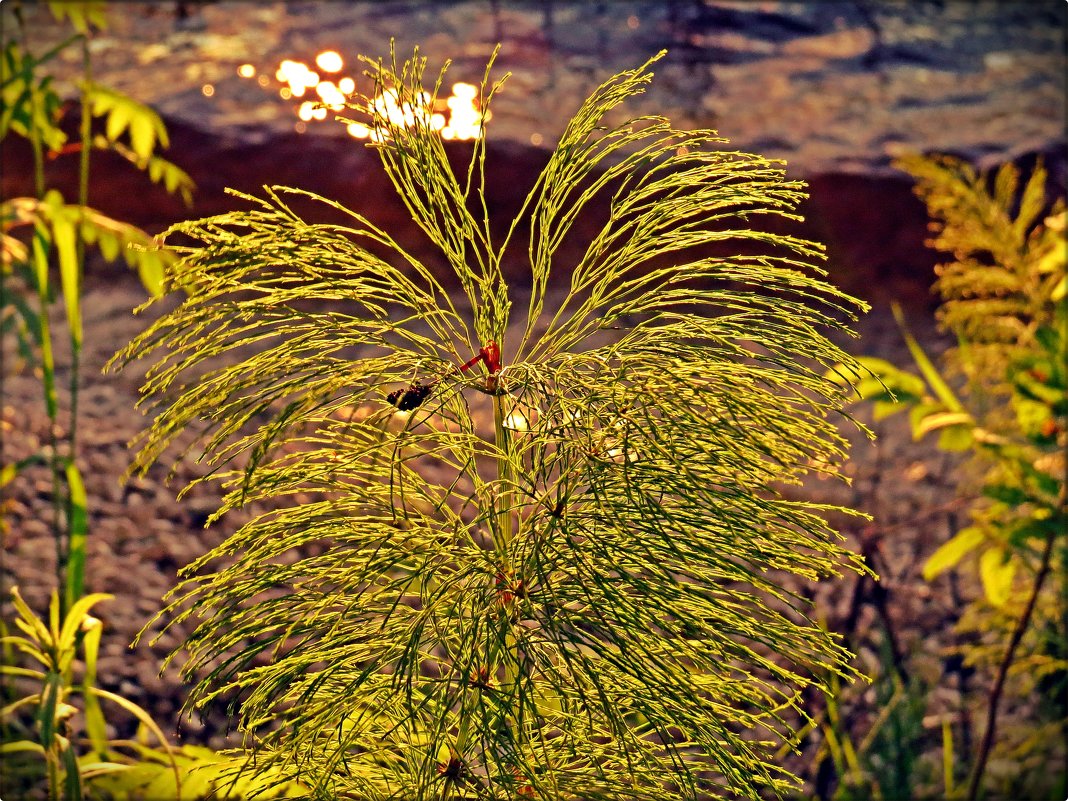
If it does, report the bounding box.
[316,50,344,73]
[264,55,492,141]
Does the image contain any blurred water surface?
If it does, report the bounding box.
[17,0,1067,177]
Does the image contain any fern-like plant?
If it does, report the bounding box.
[113,49,870,800]
[899,154,1064,401]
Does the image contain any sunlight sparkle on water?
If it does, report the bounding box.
[315,80,347,111]
[315,50,344,73]
[215,54,492,141]
[347,122,370,139]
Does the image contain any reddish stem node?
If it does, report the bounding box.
[458,340,502,374]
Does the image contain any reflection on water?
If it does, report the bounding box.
[233,50,490,142]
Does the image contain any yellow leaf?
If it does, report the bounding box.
[129,112,155,162]
[2,233,28,266]
[936,424,974,452]
[979,547,1016,607]
[922,526,984,581]
[1034,246,1065,275]
[136,250,165,298]
[51,211,82,348]
[104,99,127,142]
[96,230,120,262]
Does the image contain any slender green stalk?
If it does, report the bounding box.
[45,748,60,801]
[492,389,515,551]
[490,381,521,759]
[69,33,92,461]
[59,29,94,614]
[18,11,66,590]
[39,313,66,593]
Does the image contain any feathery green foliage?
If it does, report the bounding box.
[114,49,870,800]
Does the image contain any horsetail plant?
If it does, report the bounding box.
[112,49,871,800]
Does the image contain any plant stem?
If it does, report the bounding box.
[58,29,93,615]
[18,12,67,593]
[70,34,91,463]
[35,246,66,595]
[965,528,1057,800]
[492,391,515,550]
[491,383,523,774]
[45,746,60,801]
[492,391,518,697]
